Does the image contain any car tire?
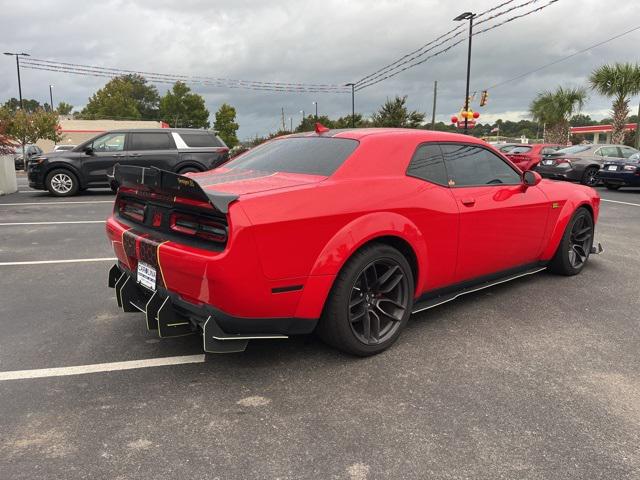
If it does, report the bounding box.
[110,181,119,193]
[581,166,599,186]
[177,166,201,175]
[317,243,414,356]
[45,169,79,197]
[604,183,621,191]
[548,207,594,276]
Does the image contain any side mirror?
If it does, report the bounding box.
[83,146,94,155]
[523,170,542,187]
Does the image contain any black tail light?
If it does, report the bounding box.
[169,212,227,243]
[118,198,146,223]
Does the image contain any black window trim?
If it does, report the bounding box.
[407,141,523,188]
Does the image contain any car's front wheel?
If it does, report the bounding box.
[549,207,594,276]
[317,243,414,356]
[45,169,79,197]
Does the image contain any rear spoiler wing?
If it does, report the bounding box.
[113,164,238,214]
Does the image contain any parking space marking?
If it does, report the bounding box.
[0,221,105,226]
[0,355,205,381]
[601,198,640,207]
[0,257,116,266]
[0,200,113,206]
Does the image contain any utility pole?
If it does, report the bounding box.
[635,102,640,150]
[290,117,293,132]
[4,52,30,110]
[454,12,475,134]
[281,107,285,131]
[49,84,54,112]
[345,83,355,128]
[431,80,438,130]
[312,101,318,121]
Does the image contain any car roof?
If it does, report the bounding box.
[282,128,487,145]
[104,128,215,134]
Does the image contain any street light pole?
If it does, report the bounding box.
[49,84,54,112]
[4,52,30,110]
[312,101,318,120]
[454,12,475,135]
[345,83,355,128]
[299,110,305,130]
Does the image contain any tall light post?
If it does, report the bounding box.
[3,52,30,109]
[49,84,54,112]
[312,101,318,120]
[345,83,355,127]
[299,110,305,129]
[453,12,475,134]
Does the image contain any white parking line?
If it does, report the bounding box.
[0,257,116,266]
[0,220,105,226]
[0,355,206,381]
[0,200,113,206]
[601,198,640,207]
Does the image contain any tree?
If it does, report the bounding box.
[530,86,587,143]
[213,103,239,148]
[371,96,425,128]
[159,82,210,128]
[3,98,42,113]
[57,102,74,115]
[81,74,159,120]
[589,63,640,144]
[570,114,594,127]
[2,108,62,151]
[0,108,16,154]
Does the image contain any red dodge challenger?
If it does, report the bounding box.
[106,127,602,356]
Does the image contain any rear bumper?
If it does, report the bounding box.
[535,165,582,182]
[597,171,640,186]
[108,264,317,353]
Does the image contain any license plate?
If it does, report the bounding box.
[607,165,618,171]
[137,261,156,291]
[543,160,554,165]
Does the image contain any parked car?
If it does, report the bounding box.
[597,152,640,190]
[505,143,565,171]
[535,144,638,186]
[106,127,601,356]
[496,143,520,153]
[13,144,43,170]
[53,144,77,152]
[28,129,229,196]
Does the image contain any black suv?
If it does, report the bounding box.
[28,129,229,196]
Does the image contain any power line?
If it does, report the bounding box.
[353,0,545,88]
[355,0,560,91]
[485,24,640,90]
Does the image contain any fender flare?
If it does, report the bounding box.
[308,211,428,293]
[540,198,595,260]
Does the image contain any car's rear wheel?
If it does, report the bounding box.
[317,243,414,356]
[549,207,594,276]
[45,169,79,197]
[581,166,599,186]
[604,183,621,191]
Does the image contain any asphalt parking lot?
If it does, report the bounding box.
[1,173,639,480]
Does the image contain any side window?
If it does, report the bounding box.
[441,144,521,187]
[129,133,173,151]
[620,147,637,158]
[406,144,448,186]
[599,146,620,157]
[541,147,558,155]
[92,133,126,152]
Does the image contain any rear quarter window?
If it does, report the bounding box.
[180,133,224,148]
[225,137,359,176]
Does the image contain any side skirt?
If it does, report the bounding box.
[412,263,547,314]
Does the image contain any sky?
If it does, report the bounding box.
[2,0,639,139]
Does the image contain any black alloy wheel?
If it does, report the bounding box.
[348,259,410,346]
[567,214,593,269]
[582,166,599,186]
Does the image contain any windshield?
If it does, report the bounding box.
[555,145,591,155]
[225,137,359,176]
[629,152,640,162]
[498,144,518,153]
[509,146,532,154]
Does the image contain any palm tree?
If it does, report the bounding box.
[530,86,587,144]
[589,63,640,144]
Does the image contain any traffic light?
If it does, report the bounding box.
[480,90,488,107]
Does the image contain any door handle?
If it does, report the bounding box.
[129,153,141,157]
[460,197,476,207]
[112,153,125,158]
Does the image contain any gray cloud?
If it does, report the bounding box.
[2,0,639,138]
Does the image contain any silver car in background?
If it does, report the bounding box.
[535,144,638,186]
